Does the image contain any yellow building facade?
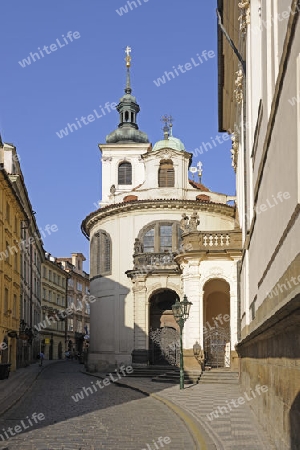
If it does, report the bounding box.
[0,161,25,371]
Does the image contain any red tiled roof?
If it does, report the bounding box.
[123,195,138,202]
[188,179,210,192]
[196,194,211,202]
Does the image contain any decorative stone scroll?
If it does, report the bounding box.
[230,132,239,172]
[238,1,250,35]
[234,69,244,105]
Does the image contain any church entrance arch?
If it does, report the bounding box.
[149,289,180,366]
[203,279,231,368]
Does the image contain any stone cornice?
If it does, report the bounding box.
[81,199,235,239]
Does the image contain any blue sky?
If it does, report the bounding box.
[0,0,235,271]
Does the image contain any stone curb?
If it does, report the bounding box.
[83,370,216,450]
[0,360,63,418]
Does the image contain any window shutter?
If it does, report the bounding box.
[158,160,174,187]
[118,162,132,185]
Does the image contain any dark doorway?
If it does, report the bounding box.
[149,289,180,365]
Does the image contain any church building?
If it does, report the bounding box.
[82,49,242,373]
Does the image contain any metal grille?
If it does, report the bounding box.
[204,327,230,368]
[149,326,180,366]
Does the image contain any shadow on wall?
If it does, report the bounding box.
[290,391,300,450]
[88,275,130,372]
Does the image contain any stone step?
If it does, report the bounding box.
[199,370,239,384]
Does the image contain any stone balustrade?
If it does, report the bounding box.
[181,230,242,253]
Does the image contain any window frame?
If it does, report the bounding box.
[158,159,175,188]
[139,221,181,254]
[90,230,112,278]
[118,161,132,185]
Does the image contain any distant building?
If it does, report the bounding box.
[82,51,242,374]
[57,253,90,354]
[218,1,300,448]
[40,254,69,360]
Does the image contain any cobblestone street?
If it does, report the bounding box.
[0,362,195,450]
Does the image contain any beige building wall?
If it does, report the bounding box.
[218,1,300,448]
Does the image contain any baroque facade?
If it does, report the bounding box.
[82,52,242,374]
[218,1,300,448]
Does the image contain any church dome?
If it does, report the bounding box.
[152,135,185,152]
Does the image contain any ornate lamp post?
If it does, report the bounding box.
[172,295,192,389]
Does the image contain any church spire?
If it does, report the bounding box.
[106,47,149,144]
[125,46,132,94]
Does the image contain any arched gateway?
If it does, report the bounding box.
[149,289,179,366]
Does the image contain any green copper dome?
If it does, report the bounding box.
[152,135,185,152]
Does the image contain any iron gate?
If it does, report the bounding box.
[149,326,180,366]
[204,327,230,368]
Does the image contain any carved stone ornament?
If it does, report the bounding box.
[234,69,244,105]
[230,132,239,172]
[180,213,189,231]
[189,212,200,231]
[209,266,225,278]
[102,156,112,162]
[180,212,200,232]
[238,0,250,35]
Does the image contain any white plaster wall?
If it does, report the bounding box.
[182,259,239,350]
[88,207,237,366]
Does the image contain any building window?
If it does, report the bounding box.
[68,319,74,332]
[68,278,73,287]
[139,221,181,253]
[158,160,174,187]
[68,296,74,308]
[90,230,112,277]
[77,282,82,291]
[49,270,52,282]
[6,202,10,224]
[118,161,132,185]
[43,266,46,278]
[4,288,9,313]
[13,294,17,317]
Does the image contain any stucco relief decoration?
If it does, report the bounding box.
[132,278,147,292]
[102,156,112,162]
[230,132,239,172]
[238,1,250,35]
[209,267,224,278]
[234,69,244,105]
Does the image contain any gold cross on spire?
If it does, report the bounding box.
[125,46,132,67]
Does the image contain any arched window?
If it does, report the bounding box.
[118,161,132,185]
[139,221,181,253]
[158,160,174,187]
[90,230,112,278]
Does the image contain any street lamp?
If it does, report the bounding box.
[172,294,192,389]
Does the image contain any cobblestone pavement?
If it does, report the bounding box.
[95,375,276,450]
[0,361,196,450]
